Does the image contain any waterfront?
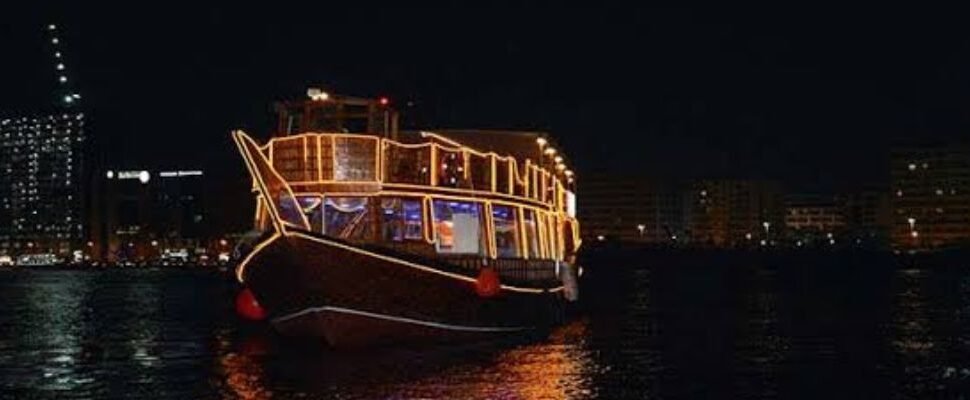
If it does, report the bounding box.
[0,260,969,399]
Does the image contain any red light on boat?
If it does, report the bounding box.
[474,267,501,297]
[379,97,389,106]
[235,288,267,321]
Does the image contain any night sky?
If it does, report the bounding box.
[4,4,970,203]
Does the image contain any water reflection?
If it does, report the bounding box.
[0,263,969,399]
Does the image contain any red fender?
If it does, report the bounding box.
[475,267,501,297]
[235,288,267,321]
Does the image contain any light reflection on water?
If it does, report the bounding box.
[0,263,968,399]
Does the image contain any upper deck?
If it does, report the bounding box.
[262,130,575,213]
[262,89,576,215]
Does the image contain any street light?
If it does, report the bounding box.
[907,217,916,230]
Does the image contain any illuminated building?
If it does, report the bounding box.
[578,175,683,244]
[0,113,87,256]
[890,145,970,249]
[98,169,207,262]
[784,194,845,245]
[685,179,783,248]
[0,24,89,258]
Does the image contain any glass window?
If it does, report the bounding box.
[323,197,369,239]
[380,198,424,242]
[432,200,483,255]
[523,209,539,258]
[492,205,520,258]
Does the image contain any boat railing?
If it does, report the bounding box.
[264,132,569,211]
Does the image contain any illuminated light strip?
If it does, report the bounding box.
[430,144,438,186]
[235,232,281,283]
[518,207,529,259]
[241,131,578,264]
[316,135,324,181]
[285,231,553,293]
[537,210,549,259]
[423,196,434,243]
[273,305,532,332]
[233,132,284,234]
[303,135,309,180]
[381,183,552,209]
[234,131,312,231]
[485,203,497,258]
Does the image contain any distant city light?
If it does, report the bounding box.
[544,147,556,156]
[56,63,64,70]
[48,24,56,30]
[159,170,203,178]
[536,137,547,147]
[138,171,150,184]
[59,76,67,83]
[379,97,389,106]
[105,171,114,179]
[51,38,59,44]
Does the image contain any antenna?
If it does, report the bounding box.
[45,23,81,108]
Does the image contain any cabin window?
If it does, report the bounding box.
[432,200,483,255]
[380,198,424,242]
[323,197,370,239]
[492,205,520,258]
[523,209,540,258]
[297,195,324,233]
[273,191,316,230]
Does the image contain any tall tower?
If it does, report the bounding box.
[46,24,82,107]
[0,23,88,261]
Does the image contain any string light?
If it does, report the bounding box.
[235,130,583,270]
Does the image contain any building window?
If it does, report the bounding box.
[492,205,520,258]
[323,197,369,239]
[380,197,423,242]
[432,200,482,255]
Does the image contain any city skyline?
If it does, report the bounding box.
[2,5,970,195]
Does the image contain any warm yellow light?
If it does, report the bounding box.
[536,137,547,147]
[307,88,329,101]
[544,147,556,156]
[555,164,565,171]
[554,156,563,164]
[564,170,573,177]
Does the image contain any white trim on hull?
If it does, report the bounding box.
[273,305,533,333]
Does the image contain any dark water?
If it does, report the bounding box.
[0,261,968,399]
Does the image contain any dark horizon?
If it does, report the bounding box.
[3,4,970,195]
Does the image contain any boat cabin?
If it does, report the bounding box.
[239,90,580,279]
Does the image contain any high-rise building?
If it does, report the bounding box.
[578,175,683,244]
[0,113,87,256]
[0,24,90,259]
[890,145,970,249]
[685,180,783,247]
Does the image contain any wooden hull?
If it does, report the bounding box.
[240,233,568,347]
